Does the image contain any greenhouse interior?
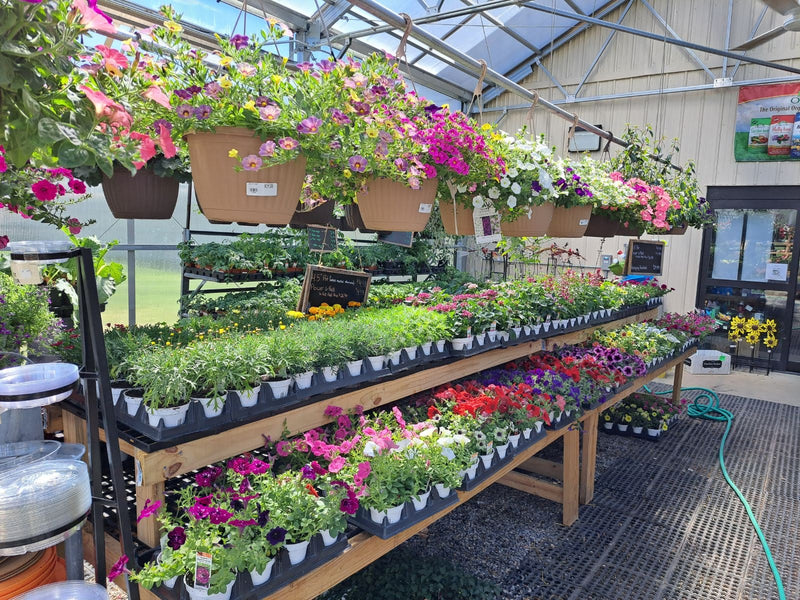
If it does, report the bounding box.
[1,0,799,598]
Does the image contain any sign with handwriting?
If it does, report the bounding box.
[298,265,372,312]
[626,240,664,275]
[307,226,338,253]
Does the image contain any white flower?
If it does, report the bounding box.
[500,177,511,189]
[439,427,452,436]
[456,184,467,193]
[363,440,379,457]
[539,169,553,190]
[488,187,500,200]
[396,438,411,451]
[437,436,454,447]
[523,162,536,171]
[510,182,521,194]
[472,195,484,208]
[507,168,519,178]
[419,426,437,437]
[440,447,456,461]
[453,434,470,445]
[507,196,517,209]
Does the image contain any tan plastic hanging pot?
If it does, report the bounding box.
[439,197,475,236]
[583,212,621,237]
[101,166,179,220]
[355,177,437,232]
[546,205,592,238]
[186,127,306,225]
[663,223,688,235]
[499,203,555,237]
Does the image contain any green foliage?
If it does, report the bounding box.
[319,548,500,600]
[0,273,56,362]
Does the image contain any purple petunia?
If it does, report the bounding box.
[297,116,322,134]
[266,526,287,545]
[194,105,211,119]
[176,104,194,118]
[348,155,367,173]
[167,526,186,550]
[229,34,249,49]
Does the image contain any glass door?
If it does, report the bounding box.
[698,187,800,372]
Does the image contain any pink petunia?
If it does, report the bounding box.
[142,85,171,109]
[73,0,117,35]
[67,218,82,235]
[136,498,161,523]
[328,456,346,473]
[31,180,58,202]
[107,555,129,580]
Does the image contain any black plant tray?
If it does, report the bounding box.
[459,428,547,492]
[183,266,273,282]
[546,411,577,430]
[348,487,459,539]
[144,532,348,600]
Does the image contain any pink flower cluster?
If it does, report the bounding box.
[609,171,680,230]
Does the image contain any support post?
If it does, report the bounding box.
[562,426,580,526]
[672,361,684,408]
[580,411,598,505]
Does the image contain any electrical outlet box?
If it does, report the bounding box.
[601,254,612,269]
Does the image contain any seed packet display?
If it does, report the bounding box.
[748,117,770,151]
[790,113,800,159]
[767,115,793,156]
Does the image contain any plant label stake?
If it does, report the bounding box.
[472,205,501,245]
[194,551,213,591]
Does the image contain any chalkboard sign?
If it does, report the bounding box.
[307,226,338,253]
[625,240,664,275]
[298,265,372,312]
[377,230,414,248]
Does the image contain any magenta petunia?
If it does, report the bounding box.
[68,179,87,194]
[167,526,186,550]
[107,555,128,580]
[0,236,8,250]
[31,180,58,201]
[323,405,342,417]
[328,456,346,473]
[136,498,161,523]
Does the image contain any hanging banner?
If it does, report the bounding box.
[735,83,800,162]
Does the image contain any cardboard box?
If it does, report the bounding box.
[685,350,731,375]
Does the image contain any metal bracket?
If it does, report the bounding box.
[714,77,733,88]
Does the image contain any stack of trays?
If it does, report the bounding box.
[0,363,79,409]
[11,581,108,599]
[0,460,91,555]
[0,442,60,473]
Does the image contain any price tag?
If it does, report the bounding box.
[418,203,432,214]
[579,218,590,226]
[246,182,278,197]
[194,552,213,591]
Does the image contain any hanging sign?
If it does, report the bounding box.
[377,231,414,248]
[625,240,664,275]
[472,205,502,245]
[307,225,338,253]
[298,265,371,312]
[735,83,800,161]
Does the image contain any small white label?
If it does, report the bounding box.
[579,219,590,226]
[246,182,278,197]
[418,203,432,214]
[10,261,42,285]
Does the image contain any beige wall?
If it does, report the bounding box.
[482,0,800,313]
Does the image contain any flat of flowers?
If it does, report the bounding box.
[348,488,459,540]
[459,429,547,493]
[142,532,348,600]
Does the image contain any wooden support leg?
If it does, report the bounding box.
[580,411,599,505]
[136,481,165,548]
[562,426,579,526]
[672,362,684,406]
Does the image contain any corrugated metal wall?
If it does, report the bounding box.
[480,0,800,313]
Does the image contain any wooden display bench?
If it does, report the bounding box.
[60,308,660,599]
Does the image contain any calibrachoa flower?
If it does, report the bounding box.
[297,116,322,134]
[278,137,299,150]
[241,155,262,170]
[348,155,367,172]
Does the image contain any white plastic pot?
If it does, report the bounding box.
[249,557,276,585]
[404,346,418,361]
[293,371,314,390]
[411,489,430,511]
[479,451,494,470]
[369,503,404,525]
[450,336,474,351]
[146,403,190,428]
[197,396,225,418]
[321,366,339,382]
[387,351,402,366]
[434,483,451,499]
[238,386,260,408]
[475,332,486,346]
[123,391,142,416]
[320,529,338,546]
[496,442,510,459]
[266,378,292,399]
[346,360,364,377]
[285,540,310,565]
[486,330,498,342]
[367,356,385,371]
[420,341,433,356]
[435,340,446,353]
[183,577,234,600]
[508,433,521,448]
[512,326,522,339]
[522,428,532,440]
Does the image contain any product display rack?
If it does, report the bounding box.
[7,247,140,600]
[54,305,693,600]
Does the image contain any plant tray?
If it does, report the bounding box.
[347,487,459,540]
[183,267,304,282]
[547,411,577,430]
[108,344,453,445]
[460,427,547,492]
[142,531,348,600]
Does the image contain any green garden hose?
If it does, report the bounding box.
[642,384,786,600]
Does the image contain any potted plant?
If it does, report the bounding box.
[360,448,418,525]
[127,346,193,427]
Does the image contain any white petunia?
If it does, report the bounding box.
[539,169,553,190]
[507,195,517,209]
[437,436,454,447]
[488,187,500,199]
[419,426,437,437]
[440,447,456,460]
[472,195,484,208]
[456,184,467,193]
[511,182,521,194]
[507,168,519,178]
[363,440,379,457]
[452,434,470,445]
[500,177,511,189]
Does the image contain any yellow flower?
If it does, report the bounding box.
[218,77,232,89]
[764,334,778,349]
[745,318,761,333]
[165,341,171,346]
[243,100,257,112]
[286,310,306,319]
[365,126,379,138]
[164,20,183,33]
[280,325,286,330]
[343,169,352,179]
[604,414,611,421]
[309,307,320,315]
[228,149,239,158]
[662,423,668,431]
[233,309,241,314]
[624,414,632,423]
[745,332,760,345]
[481,123,492,131]
[219,56,233,68]
[282,56,289,66]
[763,319,777,335]
[271,75,282,86]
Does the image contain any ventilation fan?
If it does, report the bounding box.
[732,0,800,51]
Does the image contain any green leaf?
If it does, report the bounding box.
[38,118,82,145]
[0,41,32,57]
[57,145,91,168]
[0,55,14,86]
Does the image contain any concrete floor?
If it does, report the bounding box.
[654,368,800,407]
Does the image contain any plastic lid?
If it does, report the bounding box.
[0,363,79,408]
[0,441,61,473]
[5,241,73,264]
[0,460,91,546]
[53,443,86,460]
[11,581,108,599]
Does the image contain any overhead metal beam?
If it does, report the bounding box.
[310,0,353,30]
[346,0,633,151]
[533,59,569,98]
[563,0,586,15]
[521,1,800,76]
[721,0,733,77]
[575,0,635,97]
[481,0,630,103]
[463,0,543,59]
[730,5,769,81]
[638,0,715,81]
[408,12,478,66]
[477,74,800,111]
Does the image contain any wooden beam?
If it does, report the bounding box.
[580,411,598,505]
[561,428,580,526]
[672,361,684,407]
[516,456,563,480]
[497,471,563,502]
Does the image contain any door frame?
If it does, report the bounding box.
[697,186,800,372]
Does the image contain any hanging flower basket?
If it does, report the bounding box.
[355,178,437,232]
[546,205,592,238]
[186,127,306,225]
[583,212,621,238]
[439,197,475,236]
[663,223,688,235]
[500,203,555,237]
[342,204,375,233]
[101,166,179,220]
[289,200,336,228]
[617,221,645,236]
